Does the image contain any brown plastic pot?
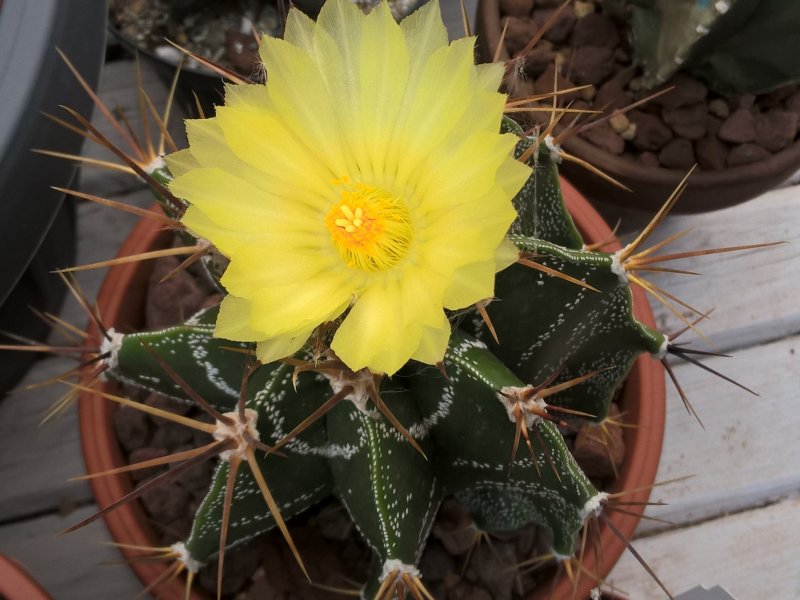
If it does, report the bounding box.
[476,0,800,213]
[79,189,664,600]
[0,554,54,600]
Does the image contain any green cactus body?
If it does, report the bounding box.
[503,117,583,250]
[484,236,664,420]
[615,0,800,92]
[104,306,251,411]
[326,383,442,595]
[183,356,335,563]
[410,329,602,556]
[101,123,666,597]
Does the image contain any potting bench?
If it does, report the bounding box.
[0,5,798,599]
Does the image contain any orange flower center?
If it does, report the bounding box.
[325,181,413,272]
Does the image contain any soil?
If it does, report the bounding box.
[108,0,421,79]
[109,0,281,77]
[499,0,800,171]
[112,252,627,599]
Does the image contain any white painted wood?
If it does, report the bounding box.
[603,187,800,354]
[607,497,800,599]
[0,59,180,522]
[0,504,146,600]
[0,355,92,520]
[632,334,800,535]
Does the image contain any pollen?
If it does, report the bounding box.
[325,181,413,272]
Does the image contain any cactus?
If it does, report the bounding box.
[92,128,655,595]
[607,0,800,92]
[4,1,774,598]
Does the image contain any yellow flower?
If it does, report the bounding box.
[167,0,530,375]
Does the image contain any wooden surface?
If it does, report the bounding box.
[2,7,799,599]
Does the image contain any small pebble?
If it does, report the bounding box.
[609,112,630,134]
[621,122,637,140]
[708,98,731,119]
[573,1,595,18]
[727,143,771,167]
[718,109,756,144]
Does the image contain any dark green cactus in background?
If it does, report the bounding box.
[604,0,800,92]
[95,117,672,597]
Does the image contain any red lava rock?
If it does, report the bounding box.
[470,542,515,600]
[150,418,195,451]
[581,122,625,155]
[315,502,353,541]
[695,136,729,171]
[572,406,625,479]
[761,83,798,108]
[707,114,723,137]
[727,143,771,167]
[146,254,208,329]
[127,447,167,482]
[718,109,756,144]
[658,138,696,169]
[510,523,540,557]
[225,30,260,74]
[503,16,538,56]
[443,573,461,590]
[532,6,576,44]
[522,43,556,78]
[139,479,191,522]
[172,444,215,494]
[786,89,800,116]
[113,404,151,452]
[534,65,581,102]
[639,151,660,168]
[755,109,798,152]
[570,12,619,47]
[447,582,493,600]
[433,499,476,556]
[199,541,264,597]
[161,516,193,543]
[500,0,534,17]
[628,109,673,151]
[569,46,615,86]
[737,94,756,111]
[596,76,631,111]
[420,542,457,583]
[201,292,224,310]
[662,102,708,140]
[570,99,592,111]
[652,73,708,108]
[144,391,192,416]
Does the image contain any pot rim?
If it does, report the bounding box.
[79,189,664,600]
[0,554,54,600]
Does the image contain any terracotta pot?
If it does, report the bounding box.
[475,0,800,213]
[0,554,54,600]
[79,189,664,600]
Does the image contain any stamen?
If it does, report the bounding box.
[325,182,412,272]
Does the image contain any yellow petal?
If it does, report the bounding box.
[215,295,264,341]
[249,274,353,336]
[494,238,521,272]
[256,329,313,365]
[282,6,316,51]
[167,0,530,375]
[331,282,419,375]
[164,148,200,178]
[410,312,451,365]
[442,259,497,310]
